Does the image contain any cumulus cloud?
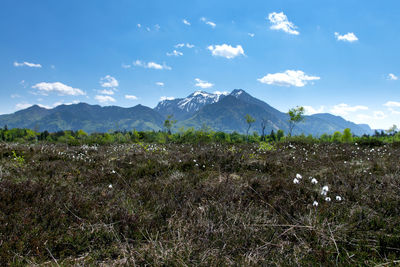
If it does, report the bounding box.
[248,33,255,37]
[156,82,164,86]
[125,95,138,100]
[183,19,191,26]
[207,44,245,59]
[16,103,35,110]
[330,103,368,116]
[334,32,358,42]
[303,105,325,115]
[98,89,114,95]
[384,101,400,114]
[137,24,141,28]
[384,101,400,107]
[357,111,386,121]
[387,73,398,80]
[160,96,175,101]
[14,61,42,68]
[200,17,216,28]
[194,78,214,89]
[15,100,79,111]
[32,82,85,96]
[95,95,116,103]
[100,75,119,88]
[257,70,320,87]
[166,50,183,57]
[268,12,299,35]
[122,63,131,69]
[175,43,194,49]
[133,60,171,70]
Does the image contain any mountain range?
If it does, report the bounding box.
[0,89,374,136]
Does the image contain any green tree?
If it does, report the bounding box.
[331,131,342,143]
[342,128,353,143]
[277,129,284,141]
[287,106,305,136]
[386,124,398,143]
[260,118,267,141]
[163,115,176,134]
[245,114,256,140]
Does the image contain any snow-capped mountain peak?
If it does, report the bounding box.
[154,90,228,119]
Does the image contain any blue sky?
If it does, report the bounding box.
[1,0,399,129]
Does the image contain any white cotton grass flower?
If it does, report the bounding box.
[311,178,318,184]
[313,201,318,207]
[321,185,329,196]
[296,173,302,179]
[108,184,113,189]
[336,196,342,201]
[293,178,300,184]
[325,197,331,202]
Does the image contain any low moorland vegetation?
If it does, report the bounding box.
[1,139,400,265]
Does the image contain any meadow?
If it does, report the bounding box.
[1,140,400,266]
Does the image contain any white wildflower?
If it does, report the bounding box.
[336,196,342,201]
[313,201,318,207]
[311,178,318,184]
[296,173,302,179]
[293,178,300,184]
[322,185,329,192]
[325,197,331,202]
[108,184,113,189]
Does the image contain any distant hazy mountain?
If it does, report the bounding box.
[0,103,164,133]
[0,89,374,135]
[154,90,227,120]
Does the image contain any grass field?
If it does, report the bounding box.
[1,141,400,266]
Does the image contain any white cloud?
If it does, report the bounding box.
[154,24,160,31]
[156,82,164,86]
[122,63,131,69]
[166,50,183,57]
[100,75,119,88]
[268,12,299,35]
[11,94,21,98]
[384,101,400,107]
[201,17,216,28]
[133,60,171,70]
[175,43,194,49]
[384,101,400,114]
[303,105,325,115]
[14,61,42,68]
[195,78,214,89]
[32,82,85,96]
[15,100,79,111]
[257,70,320,87]
[248,33,255,37]
[99,89,114,95]
[334,32,358,42]
[160,96,175,101]
[387,73,398,80]
[183,19,191,26]
[125,95,138,100]
[207,44,245,59]
[330,103,368,116]
[357,111,386,121]
[137,24,141,28]
[95,95,116,103]
[16,103,34,110]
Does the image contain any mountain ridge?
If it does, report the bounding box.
[0,89,374,135]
